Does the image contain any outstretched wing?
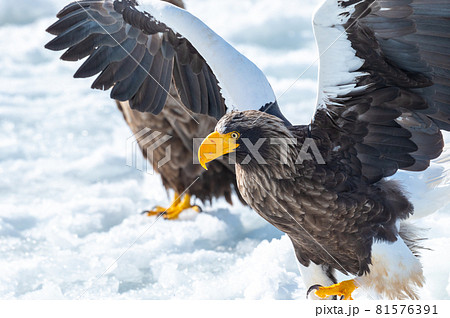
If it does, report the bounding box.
[45,0,226,118]
[311,0,450,183]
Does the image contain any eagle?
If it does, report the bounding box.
[46,0,449,299]
[197,0,448,299]
[45,0,245,219]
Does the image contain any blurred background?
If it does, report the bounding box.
[0,0,449,299]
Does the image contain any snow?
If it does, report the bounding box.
[0,0,449,300]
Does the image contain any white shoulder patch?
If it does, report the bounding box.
[139,0,276,110]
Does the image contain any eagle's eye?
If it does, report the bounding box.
[230,132,240,139]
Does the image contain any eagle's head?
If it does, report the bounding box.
[198,110,295,170]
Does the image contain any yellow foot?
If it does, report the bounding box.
[315,279,358,300]
[143,193,201,220]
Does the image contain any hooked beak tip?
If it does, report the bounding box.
[200,161,208,170]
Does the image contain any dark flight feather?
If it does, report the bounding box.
[312,0,450,184]
[45,0,226,118]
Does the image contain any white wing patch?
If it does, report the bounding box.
[313,0,367,109]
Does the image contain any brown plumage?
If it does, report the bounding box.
[116,82,239,205]
[45,0,244,215]
[214,110,413,276]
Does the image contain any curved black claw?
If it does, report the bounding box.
[193,205,203,213]
[141,206,158,215]
[140,209,166,218]
[307,284,338,300]
[306,284,323,299]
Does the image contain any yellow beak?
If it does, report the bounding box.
[198,131,239,170]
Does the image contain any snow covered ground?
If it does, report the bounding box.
[0,0,449,300]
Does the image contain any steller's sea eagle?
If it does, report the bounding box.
[47,0,449,299]
[45,0,246,219]
[197,0,449,299]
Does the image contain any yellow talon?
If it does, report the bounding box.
[144,193,201,220]
[145,206,167,215]
[315,279,358,300]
